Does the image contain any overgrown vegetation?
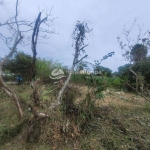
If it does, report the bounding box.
[0,0,150,150]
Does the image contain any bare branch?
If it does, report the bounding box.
[0,0,6,5]
[125,82,150,102]
[30,11,56,81]
[136,24,144,43]
[0,0,23,118]
[28,104,49,118]
[75,55,88,64]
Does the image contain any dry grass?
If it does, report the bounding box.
[0,84,150,150]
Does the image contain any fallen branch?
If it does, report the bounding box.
[126,82,150,102]
[28,104,49,118]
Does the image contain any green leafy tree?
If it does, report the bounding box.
[36,58,64,83]
[118,64,135,90]
[3,51,32,81]
[132,57,150,86]
[93,60,112,77]
[98,66,112,77]
[130,44,148,63]
[118,58,150,91]
[117,20,150,99]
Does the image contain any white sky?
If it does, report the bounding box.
[0,0,150,72]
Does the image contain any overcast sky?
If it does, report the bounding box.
[0,0,150,72]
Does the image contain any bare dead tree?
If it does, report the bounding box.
[0,0,56,118]
[117,19,150,101]
[30,11,56,107]
[29,79,50,118]
[0,0,53,117]
[50,21,92,109]
[0,0,24,118]
[30,10,56,82]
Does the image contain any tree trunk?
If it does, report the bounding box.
[136,76,138,92]
[0,71,23,118]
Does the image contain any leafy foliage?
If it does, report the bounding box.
[3,51,32,81]
[93,61,112,77]
[78,93,96,130]
[35,58,61,83]
[130,44,148,63]
[108,77,124,89]
[118,58,150,90]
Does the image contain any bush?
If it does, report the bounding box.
[108,77,124,89]
[78,93,96,132]
[70,74,86,85]
[36,58,66,83]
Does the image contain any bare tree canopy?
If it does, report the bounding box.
[0,0,24,118]
[30,11,56,82]
[0,0,56,118]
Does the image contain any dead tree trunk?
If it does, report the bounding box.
[0,75,23,118]
[0,32,23,118]
[0,0,29,118]
[30,12,52,106]
[30,12,50,82]
[129,65,139,91]
[30,78,40,106]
